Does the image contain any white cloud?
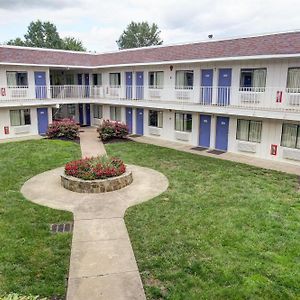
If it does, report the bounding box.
[0,0,300,51]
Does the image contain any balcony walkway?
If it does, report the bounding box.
[129,135,300,176]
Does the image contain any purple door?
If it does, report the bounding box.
[126,72,133,99]
[218,69,231,105]
[199,114,211,148]
[136,72,144,99]
[34,72,47,99]
[126,107,133,133]
[215,116,229,151]
[37,107,49,135]
[136,108,144,135]
[201,69,213,104]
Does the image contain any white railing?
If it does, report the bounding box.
[1,84,300,111]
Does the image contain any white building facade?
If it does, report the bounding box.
[1,31,300,165]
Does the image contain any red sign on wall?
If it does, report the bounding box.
[270,144,278,156]
[4,126,9,135]
[276,91,283,103]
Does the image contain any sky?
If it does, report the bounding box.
[0,0,299,52]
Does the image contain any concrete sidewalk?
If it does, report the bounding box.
[79,127,106,157]
[129,135,300,176]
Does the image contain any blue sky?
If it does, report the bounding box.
[0,0,299,52]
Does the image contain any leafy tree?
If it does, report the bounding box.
[116,21,163,49]
[62,37,86,51]
[6,20,86,51]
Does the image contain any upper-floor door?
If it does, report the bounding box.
[126,72,133,99]
[201,69,213,104]
[136,72,144,99]
[34,72,47,99]
[218,69,232,105]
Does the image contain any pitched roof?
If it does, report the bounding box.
[1,31,300,68]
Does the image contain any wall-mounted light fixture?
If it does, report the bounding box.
[170,65,173,71]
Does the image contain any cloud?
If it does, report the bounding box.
[0,0,81,10]
[0,0,300,51]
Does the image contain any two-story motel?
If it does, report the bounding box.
[1,31,300,165]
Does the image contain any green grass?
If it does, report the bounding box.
[106,141,300,299]
[0,139,81,298]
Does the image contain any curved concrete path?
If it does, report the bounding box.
[21,127,168,299]
[21,164,168,300]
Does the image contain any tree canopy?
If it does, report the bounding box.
[116,21,163,49]
[7,20,86,51]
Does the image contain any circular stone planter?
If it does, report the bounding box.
[61,166,133,193]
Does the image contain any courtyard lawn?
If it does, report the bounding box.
[0,140,81,298]
[106,141,300,300]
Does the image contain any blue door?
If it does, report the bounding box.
[84,74,89,97]
[34,72,47,99]
[136,72,144,99]
[85,104,91,126]
[215,116,229,151]
[201,69,213,104]
[37,107,49,135]
[218,69,232,105]
[126,107,133,133]
[77,74,83,85]
[199,114,211,148]
[126,72,133,99]
[136,108,144,135]
[79,104,84,125]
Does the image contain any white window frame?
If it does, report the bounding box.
[93,104,103,119]
[148,71,164,89]
[175,70,194,90]
[110,106,122,121]
[109,73,121,87]
[149,110,163,128]
[175,112,192,132]
[10,109,31,126]
[236,119,262,143]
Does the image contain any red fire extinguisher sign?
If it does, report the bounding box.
[270,144,278,156]
[4,126,9,135]
[276,91,282,103]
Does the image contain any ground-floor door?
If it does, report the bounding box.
[85,104,91,126]
[136,108,144,135]
[126,107,133,133]
[37,107,49,135]
[199,114,211,148]
[215,116,229,151]
[79,104,84,125]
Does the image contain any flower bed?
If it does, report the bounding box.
[97,120,129,141]
[47,118,79,140]
[64,156,126,180]
[61,156,133,193]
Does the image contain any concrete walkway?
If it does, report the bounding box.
[21,128,169,300]
[79,127,106,157]
[129,135,300,176]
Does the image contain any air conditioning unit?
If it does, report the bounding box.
[149,127,161,136]
[149,90,161,99]
[287,94,300,106]
[14,125,30,134]
[237,141,257,153]
[282,148,300,161]
[176,90,190,100]
[239,92,259,104]
[175,131,189,141]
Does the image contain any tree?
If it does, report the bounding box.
[6,20,86,51]
[62,37,86,52]
[116,21,163,49]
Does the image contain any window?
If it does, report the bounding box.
[110,106,121,121]
[175,113,192,132]
[67,104,76,117]
[149,71,164,88]
[287,68,300,91]
[240,68,266,90]
[6,71,28,87]
[94,104,103,119]
[149,110,163,128]
[175,70,194,89]
[10,109,31,126]
[281,123,300,149]
[93,73,102,86]
[109,73,121,87]
[236,119,262,143]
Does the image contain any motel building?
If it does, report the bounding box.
[1,31,300,166]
